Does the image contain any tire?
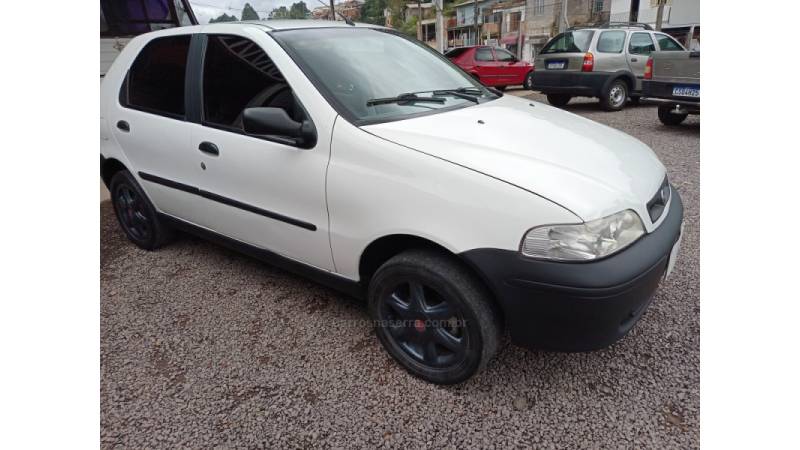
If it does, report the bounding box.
[110,170,174,250]
[546,94,572,107]
[523,71,534,90]
[658,104,688,126]
[368,249,501,384]
[600,79,628,111]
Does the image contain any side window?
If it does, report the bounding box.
[597,30,625,53]
[495,48,516,61]
[628,32,656,55]
[123,35,190,118]
[655,33,685,51]
[475,47,494,62]
[202,35,303,131]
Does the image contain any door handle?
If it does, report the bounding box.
[198,141,219,156]
[116,120,130,132]
[631,57,638,62]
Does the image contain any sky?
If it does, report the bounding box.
[188,0,309,23]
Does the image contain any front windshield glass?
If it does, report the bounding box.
[272,27,496,124]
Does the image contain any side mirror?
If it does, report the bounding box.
[242,107,316,148]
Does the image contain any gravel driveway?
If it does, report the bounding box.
[101,91,699,448]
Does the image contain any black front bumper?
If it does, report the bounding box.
[461,190,684,352]
[531,71,612,96]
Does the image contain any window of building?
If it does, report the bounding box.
[597,30,625,53]
[628,32,655,55]
[533,0,545,16]
[123,35,190,118]
[591,0,605,14]
[655,33,685,51]
[508,12,521,32]
[202,35,304,131]
[475,47,494,61]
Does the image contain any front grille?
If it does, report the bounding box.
[646,177,671,223]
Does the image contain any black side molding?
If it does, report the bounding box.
[138,172,317,231]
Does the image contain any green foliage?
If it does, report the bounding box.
[241,3,260,20]
[289,1,310,19]
[209,12,238,23]
[360,0,387,25]
[399,15,418,37]
[270,6,290,19]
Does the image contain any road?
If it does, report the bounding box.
[101,91,700,448]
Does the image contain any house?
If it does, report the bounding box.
[610,0,700,49]
[406,2,438,46]
[448,0,501,47]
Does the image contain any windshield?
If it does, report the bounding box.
[272,28,495,124]
[541,30,595,54]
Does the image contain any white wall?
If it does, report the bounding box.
[610,0,699,26]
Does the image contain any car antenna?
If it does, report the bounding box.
[314,0,355,26]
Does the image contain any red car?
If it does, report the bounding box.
[445,46,534,90]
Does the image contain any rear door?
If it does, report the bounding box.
[593,30,627,73]
[626,32,656,90]
[534,30,595,72]
[110,34,202,221]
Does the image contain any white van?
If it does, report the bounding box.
[100,21,683,384]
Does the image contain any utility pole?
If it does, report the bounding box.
[435,0,445,53]
[473,0,479,45]
[418,1,423,41]
[329,0,335,20]
[558,0,568,33]
[655,0,665,30]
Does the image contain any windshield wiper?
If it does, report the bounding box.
[366,93,447,107]
[431,87,482,103]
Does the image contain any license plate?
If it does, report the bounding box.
[672,85,699,98]
[665,223,684,279]
[547,61,566,70]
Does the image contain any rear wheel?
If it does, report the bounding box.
[368,250,501,385]
[523,71,534,90]
[658,104,688,126]
[546,94,572,107]
[600,79,628,111]
[110,170,174,250]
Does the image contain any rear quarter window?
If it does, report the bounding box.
[122,35,191,118]
[541,30,595,54]
[596,30,625,53]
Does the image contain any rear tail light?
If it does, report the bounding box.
[644,57,653,79]
[581,52,594,72]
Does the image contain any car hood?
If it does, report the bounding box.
[361,95,666,226]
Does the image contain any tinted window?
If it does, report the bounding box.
[541,31,595,54]
[101,0,182,37]
[597,30,625,53]
[655,33,684,51]
[629,32,655,55]
[475,48,494,61]
[124,35,190,117]
[444,48,469,59]
[203,35,303,131]
[495,48,516,61]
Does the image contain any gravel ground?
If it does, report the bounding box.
[101,91,699,448]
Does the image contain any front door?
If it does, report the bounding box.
[493,47,527,85]
[187,33,334,271]
[626,32,656,91]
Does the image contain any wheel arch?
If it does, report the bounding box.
[101,156,128,188]
[601,70,636,94]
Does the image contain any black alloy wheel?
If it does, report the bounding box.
[110,170,173,250]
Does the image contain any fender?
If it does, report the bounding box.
[600,70,637,94]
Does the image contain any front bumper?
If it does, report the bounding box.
[461,189,684,352]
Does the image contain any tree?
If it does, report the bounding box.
[209,12,238,23]
[360,0,387,25]
[288,1,310,19]
[270,6,290,19]
[241,3,260,20]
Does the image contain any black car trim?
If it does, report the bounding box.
[138,171,317,231]
[157,212,363,299]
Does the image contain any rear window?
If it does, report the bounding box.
[541,31,594,54]
[597,30,625,53]
[123,35,190,118]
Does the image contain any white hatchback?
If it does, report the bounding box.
[100,20,683,384]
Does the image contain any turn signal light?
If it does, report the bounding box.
[644,57,653,79]
[581,52,594,72]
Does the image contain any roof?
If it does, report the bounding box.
[230,19,381,30]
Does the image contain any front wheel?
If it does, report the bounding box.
[658,105,688,125]
[523,71,534,90]
[546,94,572,107]
[600,79,628,111]
[368,250,501,385]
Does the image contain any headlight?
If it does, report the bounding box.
[521,210,645,261]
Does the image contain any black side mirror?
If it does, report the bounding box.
[242,107,316,148]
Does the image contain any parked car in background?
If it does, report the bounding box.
[642,50,700,125]
[101,0,197,77]
[531,23,686,111]
[446,46,535,90]
[101,21,683,385]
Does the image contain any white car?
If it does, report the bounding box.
[100,20,683,384]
